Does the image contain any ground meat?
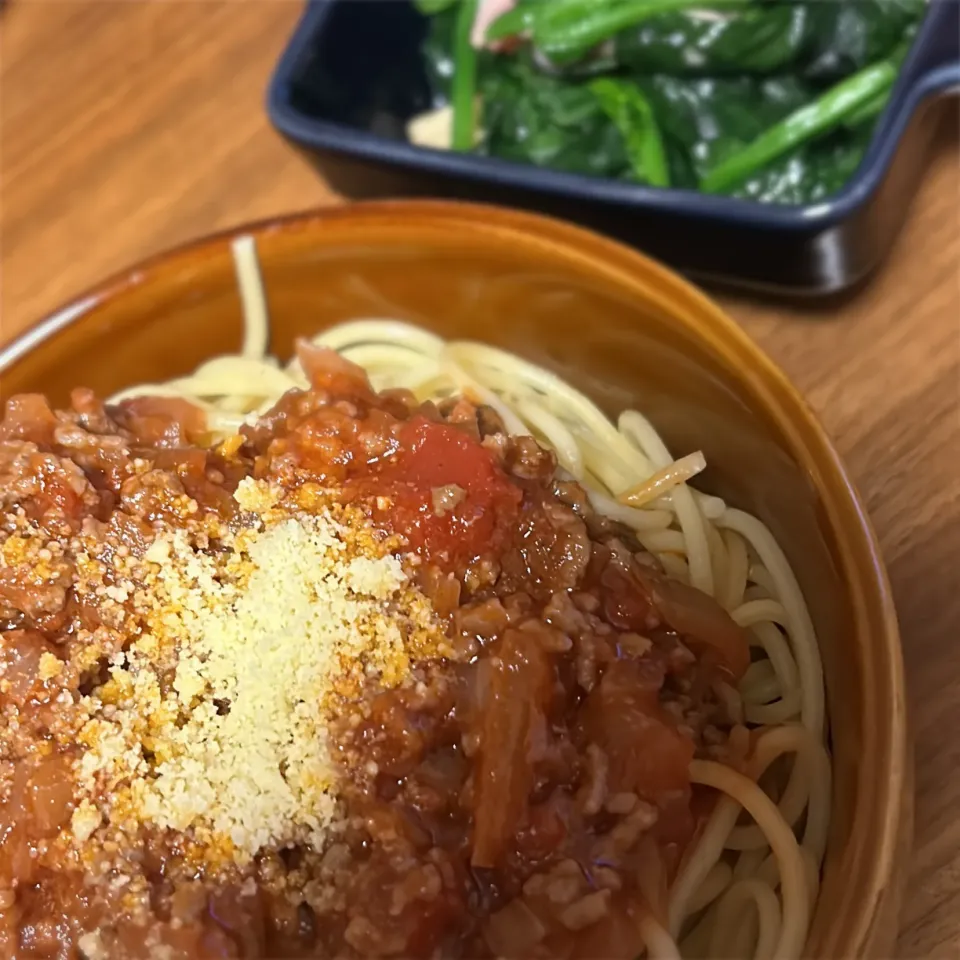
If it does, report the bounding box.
[0,372,749,960]
[119,468,189,522]
[0,443,97,522]
[542,590,589,636]
[506,436,556,483]
[576,744,608,816]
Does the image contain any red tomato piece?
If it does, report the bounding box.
[578,659,693,803]
[295,341,376,401]
[366,417,522,568]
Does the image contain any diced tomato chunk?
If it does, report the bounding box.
[363,417,522,568]
[579,660,693,802]
[0,395,58,445]
[296,341,376,401]
[117,396,208,447]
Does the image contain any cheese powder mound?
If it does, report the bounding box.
[72,480,447,864]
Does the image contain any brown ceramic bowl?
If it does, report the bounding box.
[0,201,909,957]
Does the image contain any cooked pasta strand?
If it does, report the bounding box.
[106,236,831,960]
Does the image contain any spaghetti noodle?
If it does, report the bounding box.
[109,235,832,960]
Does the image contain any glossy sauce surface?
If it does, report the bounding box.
[0,351,750,958]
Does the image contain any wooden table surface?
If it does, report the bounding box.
[2,2,958,955]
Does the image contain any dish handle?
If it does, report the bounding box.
[900,0,960,99]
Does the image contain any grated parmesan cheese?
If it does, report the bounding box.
[71,798,102,842]
[38,651,64,681]
[77,930,107,960]
[72,480,447,865]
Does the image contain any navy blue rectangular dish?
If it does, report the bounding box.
[267,0,959,296]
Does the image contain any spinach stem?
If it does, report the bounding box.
[535,0,751,65]
[452,0,481,151]
[842,88,891,129]
[701,59,897,193]
[589,78,670,187]
[485,1,541,42]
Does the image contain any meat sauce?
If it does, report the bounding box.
[0,347,749,959]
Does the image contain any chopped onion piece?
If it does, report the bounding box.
[483,898,546,955]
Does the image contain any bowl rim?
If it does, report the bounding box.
[0,198,908,955]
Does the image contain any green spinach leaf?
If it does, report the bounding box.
[640,74,814,179]
[613,3,814,76]
[802,0,926,80]
[480,55,631,176]
[414,0,930,205]
[732,124,875,203]
[701,54,898,192]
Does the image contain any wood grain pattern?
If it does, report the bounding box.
[1,2,958,956]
